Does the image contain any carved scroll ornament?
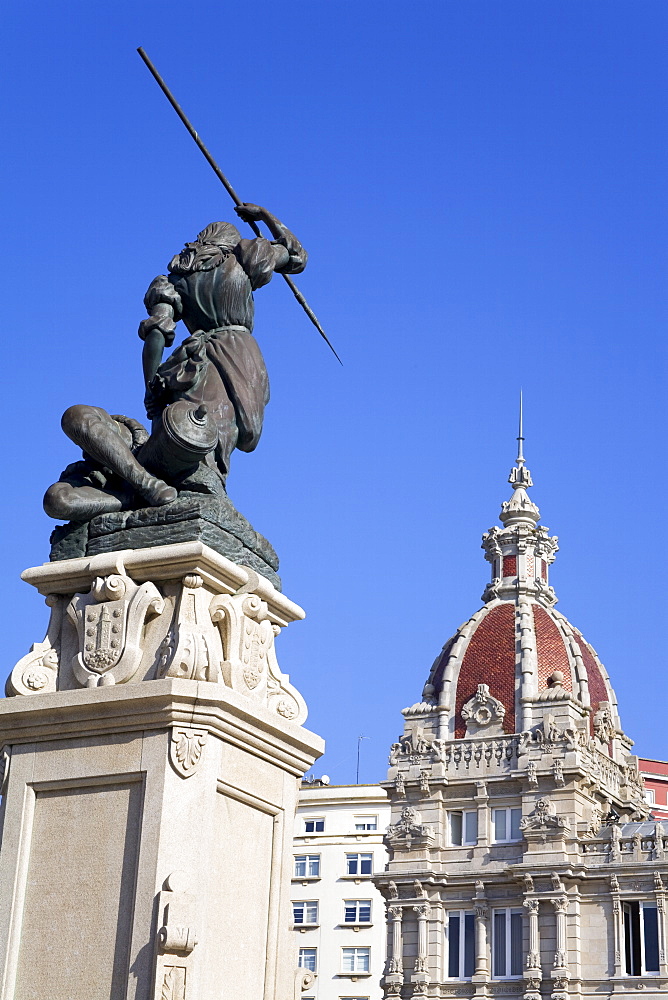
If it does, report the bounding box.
[210,590,307,723]
[7,595,62,696]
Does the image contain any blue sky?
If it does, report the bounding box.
[1,1,666,781]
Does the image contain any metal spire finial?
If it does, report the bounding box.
[500,392,539,526]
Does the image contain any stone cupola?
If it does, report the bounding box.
[401,416,636,769]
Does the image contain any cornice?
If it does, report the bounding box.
[0,678,324,776]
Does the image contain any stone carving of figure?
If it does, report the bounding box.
[44,205,307,522]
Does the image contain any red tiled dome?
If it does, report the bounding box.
[421,442,621,749]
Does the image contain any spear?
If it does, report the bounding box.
[137,47,342,365]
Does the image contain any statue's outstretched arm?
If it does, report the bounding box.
[235,204,308,274]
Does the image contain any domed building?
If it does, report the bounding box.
[375,435,666,1000]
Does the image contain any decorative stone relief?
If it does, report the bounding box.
[551,976,569,1000]
[526,761,538,788]
[169,728,208,778]
[609,824,622,862]
[593,702,615,745]
[520,797,570,846]
[481,577,501,603]
[7,595,63,696]
[210,588,306,724]
[68,573,165,686]
[157,575,219,683]
[586,804,602,838]
[413,880,427,899]
[534,576,558,607]
[523,977,542,1000]
[396,727,433,757]
[461,684,506,737]
[385,806,436,851]
[161,967,187,1000]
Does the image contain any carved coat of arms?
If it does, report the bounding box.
[68,573,164,686]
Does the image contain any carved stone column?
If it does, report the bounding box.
[523,898,541,1000]
[525,898,541,969]
[654,873,668,977]
[384,905,404,999]
[609,875,623,978]
[473,901,489,980]
[550,896,570,1000]
[552,896,568,969]
[411,904,430,995]
[475,780,489,850]
[389,906,404,974]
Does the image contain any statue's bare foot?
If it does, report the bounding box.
[141,480,178,507]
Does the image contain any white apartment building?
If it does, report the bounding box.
[293,783,391,1000]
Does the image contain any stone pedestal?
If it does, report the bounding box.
[0,542,324,1000]
[49,493,281,592]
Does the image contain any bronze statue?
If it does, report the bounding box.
[44,205,307,523]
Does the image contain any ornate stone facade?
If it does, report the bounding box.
[374,443,667,1000]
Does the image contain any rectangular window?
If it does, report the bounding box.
[449,810,478,846]
[341,947,370,973]
[299,948,317,972]
[624,901,660,975]
[492,808,522,843]
[294,855,320,878]
[645,789,656,805]
[354,816,378,831]
[293,900,319,924]
[493,909,523,978]
[344,900,372,923]
[346,853,373,876]
[447,910,475,978]
[304,817,325,833]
